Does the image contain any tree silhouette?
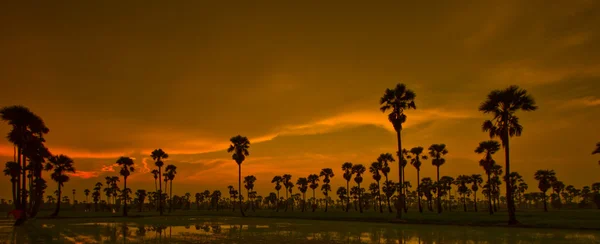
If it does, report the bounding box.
[400,149,410,213]
[470,174,483,212]
[455,175,471,212]
[3,161,20,208]
[282,174,293,211]
[135,190,147,212]
[296,177,308,212]
[382,180,396,213]
[165,164,177,213]
[271,176,283,211]
[46,154,75,217]
[227,135,250,217]
[307,174,320,212]
[319,168,334,212]
[369,161,383,213]
[380,84,416,219]
[407,147,427,213]
[117,156,134,216]
[479,85,537,225]
[551,180,565,209]
[377,153,395,212]
[336,187,347,211]
[84,189,90,203]
[351,164,366,213]
[475,140,501,215]
[342,162,354,212]
[243,175,256,211]
[151,149,169,216]
[534,170,556,212]
[428,144,448,214]
[593,142,600,165]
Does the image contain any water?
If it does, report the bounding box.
[0,217,598,243]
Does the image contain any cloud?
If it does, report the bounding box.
[101,164,119,172]
[68,170,100,179]
[557,96,600,109]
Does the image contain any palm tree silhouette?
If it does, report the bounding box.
[336,187,347,211]
[151,149,169,216]
[227,135,250,217]
[306,174,319,212]
[136,190,147,212]
[46,154,75,217]
[377,154,395,210]
[282,174,292,211]
[455,175,471,212]
[593,142,600,165]
[479,85,537,225]
[342,162,354,212]
[3,161,20,208]
[475,140,501,214]
[407,147,427,213]
[382,180,396,213]
[534,169,556,212]
[271,176,283,211]
[165,164,177,213]
[400,149,410,213]
[380,84,416,219]
[428,144,448,214]
[151,169,159,193]
[551,180,565,209]
[117,156,134,216]
[84,189,90,203]
[369,161,383,213]
[351,164,366,213]
[319,168,334,212]
[243,175,256,211]
[296,177,308,212]
[470,174,483,212]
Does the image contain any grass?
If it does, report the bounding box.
[22,207,600,231]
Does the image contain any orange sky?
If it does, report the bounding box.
[0,1,599,201]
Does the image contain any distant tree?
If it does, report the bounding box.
[428,144,448,214]
[84,189,90,203]
[380,84,417,219]
[46,154,76,217]
[342,162,354,212]
[551,180,565,209]
[407,147,427,213]
[227,135,250,217]
[117,156,134,216]
[296,177,308,212]
[377,153,395,212]
[352,164,367,213]
[282,174,293,211]
[135,190,147,212]
[243,175,256,211]
[593,142,600,165]
[3,161,20,208]
[471,174,483,212]
[271,176,283,211]
[319,168,334,212]
[382,180,396,213]
[369,161,383,213]
[479,85,537,225]
[336,187,347,211]
[534,170,556,212]
[307,174,320,212]
[475,140,501,215]
[455,175,471,212]
[151,149,169,215]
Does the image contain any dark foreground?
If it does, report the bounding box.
[1,216,599,244]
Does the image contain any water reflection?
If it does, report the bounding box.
[1,218,598,243]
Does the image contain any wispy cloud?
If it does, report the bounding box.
[68,170,100,179]
[559,96,600,109]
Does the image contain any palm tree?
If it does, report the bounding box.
[227,135,250,217]
[377,154,395,210]
[243,175,256,211]
[455,175,471,212]
[271,176,283,211]
[475,140,501,215]
[407,147,427,213]
[379,84,416,219]
[471,174,483,212]
[151,169,159,192]
[428,144,448,214]
[534,170,556,212]
[296,177,308,212]
[342,162,354,212]
[319,168,334,212]
[382,180,396,213]
[135,190,147,212]
[282,174,292,211]
[551,180,565,209]
[151,149,169,215]
[351,164,366,213]
[307,174,320,212]
[3,161,21,208]
[72,189,76,205]
[46,154,76,217]
[336,187,347,211]
[165,164,177,213]
[400,149,410,212]
[369,162,383,213]
[479,85,538,225]
[117,156,134,216]
[84,189,90,203]
[593,142,600,165]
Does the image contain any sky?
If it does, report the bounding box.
[0,1,599,201]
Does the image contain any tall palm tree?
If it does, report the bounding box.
[307,174,320,212]
[151,149,169,215]
[151,169,159,193]
[470,174,483,212]
[319,168,334,212]
[400,149,410,212]
[407,147,427,213]
[282,174,292,211]
[3,161,20,208]
[479,85,537,225]
[351,164,366,213]
[117,156,134,216]
[593,142,600,165]
[380,84,416,219]
[296,177,308,212]
[342,162,354,212]
[369,162,383,213]
[46,154,75,217]
[227,135,250,217]
[534,170,556,212]
[271,176,283,211]
[475,140,501,214]
[165,164,177,213]
[428,144,448,214]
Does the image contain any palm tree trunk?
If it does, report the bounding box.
[487,173,493,214]
[358,183,363,213]
[436,166,442,214]
[21,151,27,211]
[302,193,305,212]
[123,178,128,216]
[402,167,408,213]
[325,191,329,212]
[474,191,478,212]
[11,180,17,208]
[346,181,350,212]
[238,164,245,217]
[158,167,163,215]
[543,192,548,212]
[377,181,383,213]
[417,170,422,213]
[504,130,518,225]
[276,190,280,212]
[312,189,316,212]
[396,130,403,219]
[52,184,61,217]
[169,180,173,213]
[463,194,467,212]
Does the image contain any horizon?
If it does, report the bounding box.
[1,1,599,201]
